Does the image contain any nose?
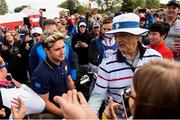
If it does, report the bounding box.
[60,47,65,54]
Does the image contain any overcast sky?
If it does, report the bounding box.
[6,0,170,12]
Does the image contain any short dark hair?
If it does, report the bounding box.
[149,22,170,38]
[42,19,58,29]
[153,13,160,18]
[102,17,113,24]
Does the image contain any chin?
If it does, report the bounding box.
[119,48,127,53]
[59,56,65,61]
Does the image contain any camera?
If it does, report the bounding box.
[121,87,132,118]
[6,73,12,81]
[77,41,82,45]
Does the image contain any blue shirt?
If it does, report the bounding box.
[31,57,71,105]
[29,42,46,76]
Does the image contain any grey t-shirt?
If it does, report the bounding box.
[165,19,180,59]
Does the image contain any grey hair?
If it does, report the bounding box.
[42,30,65,48]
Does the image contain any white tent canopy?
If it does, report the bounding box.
[20,6,69,19]
[20,7,40,16]
[0,13,26,23]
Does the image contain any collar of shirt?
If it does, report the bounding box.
[126,50,140,67]
[116,41,146,63]
[116,42,146,72]
[102,37,116,46]
[45,57,64,69]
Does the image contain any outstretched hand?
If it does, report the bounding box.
[11,97,26,120]
[54,89,98,119]
[104,96,123,119]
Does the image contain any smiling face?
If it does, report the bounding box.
[79,25,86,33]
[5,32,14,43]
[149,31,164,46]
[165,5,179,17]
[114,32,139,55]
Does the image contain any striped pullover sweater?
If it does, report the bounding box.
[88,42,162,112]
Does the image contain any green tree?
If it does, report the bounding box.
[121,0,134,12]
[76,5,89,14]
[145,0,160,9]
[14,5,28,13]
[0,0,8,15]
[133,0,160,9]
[110,0,122,12]
[134,0,145,8]
[96,0,104,10]
[58,0,80,15]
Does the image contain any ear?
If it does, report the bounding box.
[44,47,49,54]
[162,34,166,40]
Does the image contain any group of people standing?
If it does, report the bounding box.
[0,0,179,119]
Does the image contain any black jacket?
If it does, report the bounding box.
[72,21,93,65]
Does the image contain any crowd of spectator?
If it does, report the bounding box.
[0,0,180,119]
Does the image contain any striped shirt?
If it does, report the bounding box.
[89,42,162,111]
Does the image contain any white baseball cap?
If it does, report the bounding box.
[31,27,43,35]
[79,22,87,27]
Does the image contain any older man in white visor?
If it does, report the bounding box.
[88,13,162,117]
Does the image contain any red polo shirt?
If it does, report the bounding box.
[149,42,174,60]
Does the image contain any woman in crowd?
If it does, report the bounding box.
[0,31,23,83]
[0,56,45,119]
[72,20,93,76]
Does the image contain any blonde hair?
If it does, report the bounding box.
[42,30,65,49]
